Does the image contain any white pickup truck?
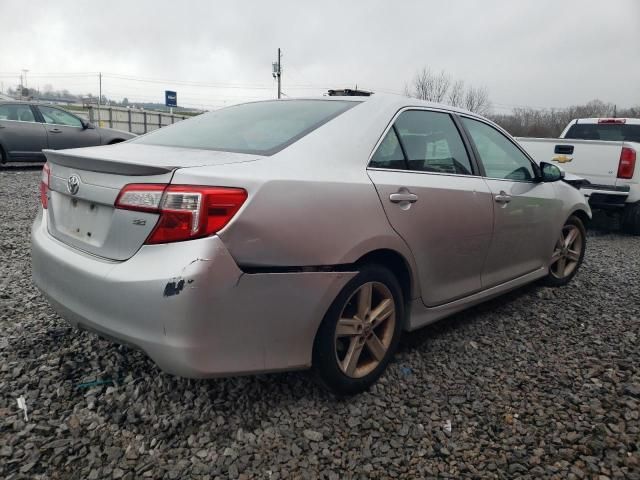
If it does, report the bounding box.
[518,118,640,234]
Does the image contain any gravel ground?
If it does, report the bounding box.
[1,167,639,480]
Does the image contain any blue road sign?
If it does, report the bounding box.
[165,90,177,107]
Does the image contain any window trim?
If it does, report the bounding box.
[367,106,481,177]
[391,125,410,170]
[457,114,542,183]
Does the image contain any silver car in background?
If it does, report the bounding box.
[31,95,590,394]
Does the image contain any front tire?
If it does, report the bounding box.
[621,202,640,235]
[542,215,586,287]
[313,264,404,395]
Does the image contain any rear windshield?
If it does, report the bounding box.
[132,99,358,155]
[564,123,640,143]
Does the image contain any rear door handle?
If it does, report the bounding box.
[49,128,62,133]
[390,192,418,203]
[494,191,512,204]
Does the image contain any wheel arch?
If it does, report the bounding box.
[312,247,416,360]
[569,207,591,227]
[354,248,414,310]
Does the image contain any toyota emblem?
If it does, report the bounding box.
[67,174,81,195]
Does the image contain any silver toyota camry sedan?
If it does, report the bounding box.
[32,94,590,394]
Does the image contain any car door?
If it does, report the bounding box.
[460,116,561,288]
[37,105,100,150]
[367,109,494,306]
[0,103,48,161]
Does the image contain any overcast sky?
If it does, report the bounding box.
[1,0,638,112]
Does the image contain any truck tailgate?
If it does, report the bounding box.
[517,137,624,186]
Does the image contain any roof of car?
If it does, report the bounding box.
[260,93,486,119]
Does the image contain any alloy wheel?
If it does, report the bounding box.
[334,281,396,378]
[550,224,583,279]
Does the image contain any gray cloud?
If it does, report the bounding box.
[1,0,638,111]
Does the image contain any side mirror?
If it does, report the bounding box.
[81,120,94,130]
[540,162,565,182]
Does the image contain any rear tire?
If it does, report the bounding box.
[621,202,640,235]
[313,264,404,395]
[542,215,586,287]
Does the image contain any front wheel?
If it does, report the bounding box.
[542,215,586,287]
[313,264,404,395]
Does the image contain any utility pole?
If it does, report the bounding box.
[277,48,281,99]
[98,72,102,126]
[272,48,282,99]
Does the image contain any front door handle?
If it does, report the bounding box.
[494,191,512,204]
[390,192,418,204]
[49,128,62,133]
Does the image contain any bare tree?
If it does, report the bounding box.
[489,99,639,138]
[432,70,451,103]
[447,80,465,108]
[406,67,491,114]
[464,86,491,116]
[406,67,435,101]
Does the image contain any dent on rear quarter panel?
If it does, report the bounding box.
[163,258,204,297]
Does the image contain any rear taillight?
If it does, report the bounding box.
[618,147,636,179]
[115,184,247,244]
[40,163,50,209]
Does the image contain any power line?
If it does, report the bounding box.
[103,73,276,89]
[104,73,330,90]
[0,71,336,90]
[2,70,580,113]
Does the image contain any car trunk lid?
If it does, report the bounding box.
[44,144,260,261]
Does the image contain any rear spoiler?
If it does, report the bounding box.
[44,149,174,176]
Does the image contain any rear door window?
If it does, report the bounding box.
[0,104,37,122]
[133,100,358,155]
[370,128,407,169]
[369,110,474,175]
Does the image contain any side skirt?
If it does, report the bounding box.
[407,267,547,331]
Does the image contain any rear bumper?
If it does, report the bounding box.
[31,212,355,377]
[582,185,630,209]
